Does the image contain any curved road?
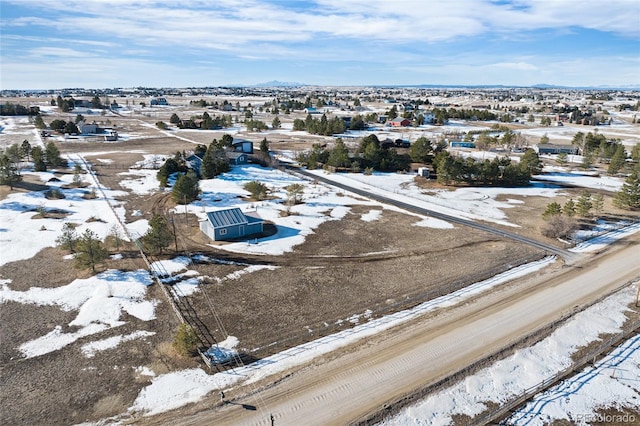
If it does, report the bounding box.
[141,235,640,426]
[289,166,576,261]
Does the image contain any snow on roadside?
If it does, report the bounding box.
[128,368,238,416]
[124,218,640,419]
[205,335,239,364]
[118,169,160,195]
[571,221,640,253]
[151,256,191,276]
[361,209,382,222]
[507,334,640,425]
[379,285,638,426]
[127,256,556,417]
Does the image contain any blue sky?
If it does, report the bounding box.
[1,0,639,89]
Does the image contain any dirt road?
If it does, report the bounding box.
[138,235,639,426]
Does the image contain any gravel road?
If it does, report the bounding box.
[139,235,640,426]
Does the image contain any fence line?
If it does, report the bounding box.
[471,320,640,426]
[246,252,545,361]
[75,154,185,324]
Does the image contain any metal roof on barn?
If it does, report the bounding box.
[205,208,249,228]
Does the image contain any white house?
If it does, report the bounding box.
[77,121,98,134]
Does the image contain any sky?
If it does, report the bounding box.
[1,0,639,89]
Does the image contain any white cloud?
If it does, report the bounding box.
[490,61,539,71]
[1,0,638,88]
[28,47,88,58]
[4,0,638,49]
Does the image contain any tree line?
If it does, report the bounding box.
[432,149,541,186]
[293,114,347,136]
[0,140,65,188]
[570,131,630,174]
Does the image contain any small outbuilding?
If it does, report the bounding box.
[77,120,98,135]
[199,208,264,241]
[389,117,411,127]
[536,144,579,155]
[450,141,476,148]
[417,167,430,178]
[227,152,248,165]
[150,97,168,106]
[233,140,254,154]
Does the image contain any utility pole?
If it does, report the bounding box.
[170,214,178,253]
[184,195,188,226]
[635,281,640,307]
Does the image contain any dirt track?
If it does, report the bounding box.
[138,234,640,426]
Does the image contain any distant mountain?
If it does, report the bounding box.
[532,83,640,90]
[254,80,306,87]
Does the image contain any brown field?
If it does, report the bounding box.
[1,105,639,425]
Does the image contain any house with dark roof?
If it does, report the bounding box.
[227,152,248,165]
[199,207,263,241]
[150,97,168,106]
[233,140,254,154]
[186,153,204,176]
[389,117,411,127]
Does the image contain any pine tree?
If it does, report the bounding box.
[613,170,640,209]
[409,137,433,163]
[542,201,562,220]
[172,323,199,356]
[520,148,542,175]
[31,146,47,171]
[172,171,200,204]
[244,180,269,200]
[107,224,124,252]
[56,222,79,252]
[72,164,83,187]
[285,183,304,206]
[562,199,576,217]
[607,145,626,175]
[592,193,604,216]
[45,141,64,167]
[260,137,270,156]
[200,145,218,179]
[142,215,174,255]
[0,154,21,189]
[556,152,568,166]
[74,229,108,273]
[34,115,46,129]
[575,191,593,217]
[21,140,31,161]
[326,139,350,168]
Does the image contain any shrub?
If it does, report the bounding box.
[45,188,65,199]
[83,188,98,199]
[244,180,269,200]
[542,215,578,239]
[172,323,199,356]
